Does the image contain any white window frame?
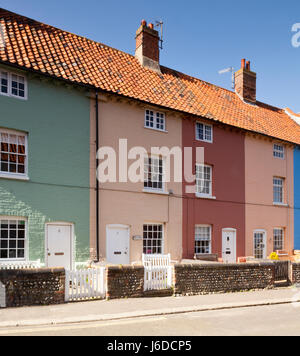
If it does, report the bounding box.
[143,223,164,255]
[196,122,213,143]
[144,109,166,132]
[195,225,212,255]
[144,155,165,193]
[0,216,28,262]
[273,144,285,159]
[0,69,27,100]
[195,164,214,198]
[273,228,284,251]
[0,128,29,180]
[273,177,284,204]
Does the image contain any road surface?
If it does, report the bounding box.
[1,303,300,336]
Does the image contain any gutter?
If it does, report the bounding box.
[95,91,100,262]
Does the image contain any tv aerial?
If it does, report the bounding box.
[218,66,235,89]
[155,20,164,50]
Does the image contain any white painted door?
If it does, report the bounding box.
[106,225,130,265]
[46,224,73,270]
[254,231,266,259]
[222,229,236,263]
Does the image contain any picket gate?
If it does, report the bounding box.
[65,267,106,302]
[143,254,173,291]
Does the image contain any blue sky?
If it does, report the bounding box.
[1,0,300,111]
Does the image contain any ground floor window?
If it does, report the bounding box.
[195,225,212,254]
[143,224,163,255]
[273,228,284,251]
[0,218,26,260]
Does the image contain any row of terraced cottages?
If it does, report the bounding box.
[0,9,299,269]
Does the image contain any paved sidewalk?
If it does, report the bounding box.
[0,287,300,328]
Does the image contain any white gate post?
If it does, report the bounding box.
[0,282,6,308]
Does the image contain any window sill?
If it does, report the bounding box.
[195,194,216,200]
[0,174,29,181]
[143,189,169,196]
[195,138,213,144]
[144,126,168,134]
[273,202,288,207]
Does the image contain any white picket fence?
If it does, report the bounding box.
[143,254,173,291]
[65,267,106,302]
[0,260,41,270]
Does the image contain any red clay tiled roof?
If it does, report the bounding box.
[1,8,300,144]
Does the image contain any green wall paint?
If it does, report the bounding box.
[0,66,90,263]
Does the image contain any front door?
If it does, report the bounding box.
[106,225,130,265]
[46,223,73,270]
[254,231,266,259]
[222,229,236,263]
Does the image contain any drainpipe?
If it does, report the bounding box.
[95,91,100,262]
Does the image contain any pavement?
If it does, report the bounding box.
[1,287,300,328]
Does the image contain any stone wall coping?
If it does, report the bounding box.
[0,267,65,278]
[107,265,144,271]
[175,262,275,269]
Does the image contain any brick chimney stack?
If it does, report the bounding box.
[135,20,161,73]
[235,59,257,103]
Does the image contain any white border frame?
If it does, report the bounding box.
[143,154,167,194]
[195,224,212,255]
[195,163,213,198]
[0,127,29,180]
[144,109,167,133]
[273,227,285,251]
[0,69,28,101]
[273,176,285,205]
[273,143,285,160]
[45,222,75,270]
[143,222,165,256]
[0,216,28,262]
[195,121,213,143]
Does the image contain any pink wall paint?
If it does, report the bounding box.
[90,96,183,263]
[245,135,294,256]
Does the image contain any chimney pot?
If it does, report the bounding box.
[241,58,246,69]
[148,23,154,29]
[141,19,147,26]
[246,60,251,71]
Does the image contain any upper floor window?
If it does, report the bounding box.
[0,129,27,178]
[0,70,27,99]
[273,144,285,159]
[145,110,166,132]
[195,164,213,197]
[144,156,164,191]
[273,177,284,204]
[196,122,213,143]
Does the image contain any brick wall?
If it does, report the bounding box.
[106,265,144,300]
[292,263,300,284]
[0,268,65,307]
[174,263,275,296]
